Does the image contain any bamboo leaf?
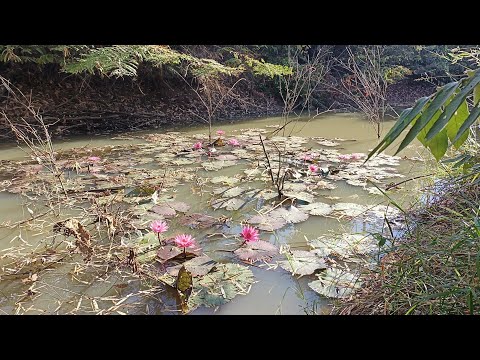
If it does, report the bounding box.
[395,82,459,155]
[474,84,480,106]
[416,109,442,146]
[426,129,448,161]
[445,100,470,149]
[425,70,480,141]
[452,105,480,145]
[366,96,430,162]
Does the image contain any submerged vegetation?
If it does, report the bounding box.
[1,45,480,315]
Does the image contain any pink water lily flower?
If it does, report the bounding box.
[174,234,196,248]
[240,225,260,243]
[338,154,351,161]
[88,156,101,162]
[309,164,318,173]
[301,154,312,161]
[151,220,169,245]
[193,142,203,150]
[216,130,225,136]
[150,220,169,234]
[228,138,240,146]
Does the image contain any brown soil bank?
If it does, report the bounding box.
[0,66,283,140]
[0,66,435,140]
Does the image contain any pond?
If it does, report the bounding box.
[0,113,428,315]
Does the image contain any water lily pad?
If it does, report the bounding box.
[151,204,176,217]
[363,205,403,226]
[299,202,333,216]
[166,255,217,277]
[248,205,308,231]
[244,168,261,177]
[202,160,237,171]
[346,179,367,187]
[167,201,191,213]
[308,268,362,299]
[122,231,156,249]
[311,180,337,190]
[216,154,238,161]
[150,201,190,217]
[248,213,287,231]
[212,198,245,211]
[332,203,367,217]
[309,233,377,258]
[210,176,240,186]
[283,182,308,193]
[278,250,327,276]
[276,206,309,224]
[234,240,278,263]
[159,263,255,311]
[366,187,383,195]
[317,139,340,147]
[178,213,220,229]
[156,243,202,263]
[258,189,278,201]
[284,191,315,203]
[171,158,195,166]
[222,186,246,198]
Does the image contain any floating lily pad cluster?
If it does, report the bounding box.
[0,124,412,312]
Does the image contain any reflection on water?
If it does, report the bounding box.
[0,113,428,315]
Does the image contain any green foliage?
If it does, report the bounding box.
[382,45,464,83]
[242,55,293,78]
[0,45,90,65]
[368,68,480,162]
[62,45,235,78]
[384,65,412,84]
[0,45,290,82]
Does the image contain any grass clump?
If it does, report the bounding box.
[333,179,480,315]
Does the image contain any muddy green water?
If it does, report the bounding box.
[0,113,429,315]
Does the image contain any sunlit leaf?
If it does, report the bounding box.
[234,240,278,263]
[308,268,362,299]
[298,202,333,216]
[167,255,216,277]
[278,250,327,276]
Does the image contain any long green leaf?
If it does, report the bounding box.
[365,96,430,162]
[452,105,480,144]
[445,100,470,149]
[417,109,442,146]
[365,108,411,162]
[427,129,448,161]
[395,82,459,155]
[467,69,480,106]
[474,84,480,106]
[425,70,480,141]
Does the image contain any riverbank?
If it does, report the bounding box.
[0,66,435,141]
[333,177,480,315]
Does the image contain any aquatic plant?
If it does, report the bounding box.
[150,220,169,245]
[240,225,260,244]
[174,234,197,258]
[228,138,240,146]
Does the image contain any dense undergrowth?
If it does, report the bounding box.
[334,178,480,315]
